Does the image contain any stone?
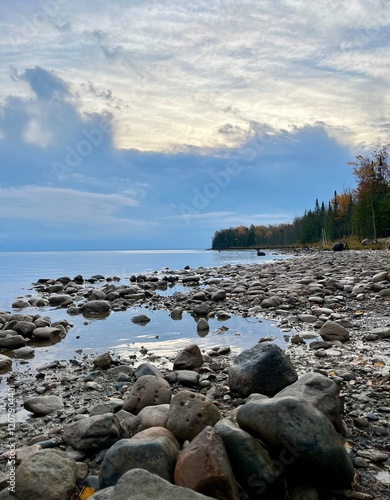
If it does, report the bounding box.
[81,300,111,317]
[237,396,354,489]
[167,390,220,443]
[99,435,178,488]
[170,308,183,320]
[12,299,30,308]
[115,410,140,438]
[0,334,26,348]
[214,418,283,499]
[174,426,239,499]
[32,326,62,340]
[275,372,344,433]
[196,318,210,331]
[23,396,64,416]
[228,343,298,397]
[137,404,170,431]
[0,354,11,371]
[15,449,78,500]
[63,413,122,450]
[131,314,151,325]
[48,294,73,306]
[165,370,200,387]
[94,468,214,500]
[12,321,36,336]
[134,362,162,378]
[319,321,350,342]
[13,346,35,358]
[211,289,226,301]
[122,375,172,414]
[132,427,180,450]
[173,344,203,370]
[93,352,113,369]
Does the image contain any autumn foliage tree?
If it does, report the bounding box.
[211,145,390,249]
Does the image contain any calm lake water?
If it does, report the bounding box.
[0,249,293,377]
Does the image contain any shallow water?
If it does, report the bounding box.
[0,249,293,402]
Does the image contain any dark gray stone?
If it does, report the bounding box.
[99,436,178,488]
[228,343,298,397]
[237,396,354,489]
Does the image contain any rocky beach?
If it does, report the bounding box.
[0,249,389,499]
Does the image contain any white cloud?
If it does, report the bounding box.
[1,0,389,151]
[0,186,140,225]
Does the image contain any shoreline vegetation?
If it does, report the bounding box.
[0,248,389,499]
[212,145,390,252]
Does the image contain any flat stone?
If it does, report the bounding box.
[24,396,64,416]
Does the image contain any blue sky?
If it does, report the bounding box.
[0,0,389,251]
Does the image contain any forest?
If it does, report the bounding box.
[212,145,390,249]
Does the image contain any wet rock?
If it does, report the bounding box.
[81,300,111,317]
[23,396,64,416]
[228,343,298,397]
[122,375,172,414]
[237,396,354,489]
[13,321,36,336]
[99,435,178,488]
[170,308,183,320]
[95,468,214,500]
[196,318,210,332]
[32,326,62,340]
[48,294,73,306]
[173,344,203,370]
[319,320,350,342]
[0,334,26,348]
[174,426,238,499]
[13,346,35,358]
[15,449,78,500]
[63,413,122,450]
[0,354,11,371]
[167,390,220,443]
[12,299,30,309]
[214,418,283,499]
[131,314,151,325]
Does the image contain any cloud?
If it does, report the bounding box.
[0,186,139,224]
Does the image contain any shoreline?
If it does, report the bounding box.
[0,249,389,498]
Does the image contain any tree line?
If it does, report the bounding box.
[212,145,390,249]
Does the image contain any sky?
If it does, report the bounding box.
[0,0,389,251]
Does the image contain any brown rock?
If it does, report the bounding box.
[174,426,238,500]
[167,390,220,443]
[123,375,172,414]
[173,344,203,370]
[319,321,350,342]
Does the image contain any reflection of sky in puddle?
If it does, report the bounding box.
[1,305,287,375]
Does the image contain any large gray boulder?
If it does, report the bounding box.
[63,413,122,450]
[214,418,284,499]
[236,396,354,489]
[275,372,344,433]
[99,436,178,488]
[92,468,214,500]
[15,449,78,500]
[228,343,298,397]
